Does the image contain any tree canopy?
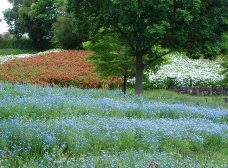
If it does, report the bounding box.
[4,0,63,50]
[3,0,24,38]
[68,0,228,94]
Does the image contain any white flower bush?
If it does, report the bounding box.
[0,54,33,64]
[145,54,224,88]
[0,49,63,64]
[36,48,63,55]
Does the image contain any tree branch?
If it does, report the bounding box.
[112,24,135,52]
[144,50,172,68]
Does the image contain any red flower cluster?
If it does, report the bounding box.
[0,50,121,88]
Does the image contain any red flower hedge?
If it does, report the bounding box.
[0,50,121,88]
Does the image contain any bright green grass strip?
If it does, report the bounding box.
[0,104,213,121]
[1,150,228,168]
[144,89,228,109]
[0,48,35,56]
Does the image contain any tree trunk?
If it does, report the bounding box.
[135,54,143,95]
[122,74,127,94]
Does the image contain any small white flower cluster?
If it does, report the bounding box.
[36,49,63,55]
[0,49,63,64]
[146,54,224,88]
[0,54,33,64]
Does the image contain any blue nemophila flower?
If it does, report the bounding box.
[0,83,228,120]
[1,116,227,155]
[0,83,228,167]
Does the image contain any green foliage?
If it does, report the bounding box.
[4,0,63,51]
[144,89,228,109]
[84,34,134,78]
[68,0,228,94]
[3,0,24,38]
[219,33,228,55]
[144,45,170,72]
[84,34,135,93]
[0,35,33,50]
[19,0,60,50]
[52,16,84,49]
[0,49,35,56]
[66,0,98,40]
[221,55,228,86]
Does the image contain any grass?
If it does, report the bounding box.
[0,48,35,56]
[144,89,228,109]
[0,82,227,167]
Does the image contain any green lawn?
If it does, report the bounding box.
[144,89,228,109]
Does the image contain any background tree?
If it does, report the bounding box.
[3,0,24,39]
[4,0,64,51]
[68,0,228,95]
[219,33,228,56]
[19,0,62,51]
[52,16,86,49]
[66,0,101,43]
[83,33,135,94]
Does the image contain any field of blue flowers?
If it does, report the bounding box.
[0,82,228,167]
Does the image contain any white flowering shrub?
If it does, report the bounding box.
[145,54,224,88]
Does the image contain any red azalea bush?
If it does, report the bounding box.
[0,50,121,88]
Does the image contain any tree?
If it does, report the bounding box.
[68,0,228,95]
[4,0,63,50]
[3,0,24,39]
[83,33,135,94]
[19,0,62,50]
[52,16,86,49]
[219,33,228,56]
[65,0,96,48]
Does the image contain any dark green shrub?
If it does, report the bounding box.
[221,56,228,87]
[52,16,83,49]
[219,33,228,55]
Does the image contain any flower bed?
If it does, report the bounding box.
[145,54,224,88]
[0,50,121,88]
[0,83,228,167]
[0,49,62,64]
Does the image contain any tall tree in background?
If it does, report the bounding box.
[3,0,24,39]
[52,15,88,49]
[66,0,102,43]
[68,0,228,95]
[19,0,60,50]
[4,0,63,51]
